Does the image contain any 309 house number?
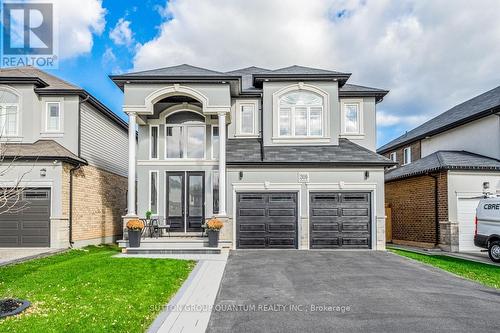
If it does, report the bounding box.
[298,172,310,183]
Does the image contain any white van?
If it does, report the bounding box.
[474,197,500,262]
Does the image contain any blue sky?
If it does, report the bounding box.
[27,0,500,148]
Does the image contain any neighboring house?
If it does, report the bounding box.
[111,64,393,250]
[0,66,128,248]
[378,85,500,252]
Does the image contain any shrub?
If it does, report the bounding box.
[126,219,144,231]
[145,210,152,219]
[206,218,223,230]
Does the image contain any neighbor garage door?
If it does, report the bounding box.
[0,189,51,247]
[457,197,482,252]
[309,192,371,249]
[236,192,298,249]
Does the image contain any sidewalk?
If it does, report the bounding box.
[116,251,229,333]
[387,244,500,267]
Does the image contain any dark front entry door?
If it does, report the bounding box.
[166,172,205,232]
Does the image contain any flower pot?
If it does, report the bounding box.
[128,230,142,248]
[207,229,220,248]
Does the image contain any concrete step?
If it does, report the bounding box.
[125,247,222,255]
[117,238,232,249]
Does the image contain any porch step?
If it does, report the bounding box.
[125,247,222,255]
[117,238,232,249]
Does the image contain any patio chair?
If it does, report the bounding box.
[140,218,155,238]
[153,216,170,238]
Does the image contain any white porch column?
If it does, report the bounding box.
[218,111,227,216]
[127,112,137,216]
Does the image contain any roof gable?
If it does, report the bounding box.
[378,85,500,153]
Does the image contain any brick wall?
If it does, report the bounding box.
[385,171,448,246]
[63,163,127,246]
[383,140,421,167]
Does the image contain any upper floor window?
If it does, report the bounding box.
[212,126,219,160]
[403,147,412,165]
[341,99,363,135]
[235,100,258,137]
[0,89,19,137]
[390,152,397,162]
[278,91,323,137]
[165,111,205,159]
[46,102,61,132]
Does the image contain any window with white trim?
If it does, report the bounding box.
[344,103,360,134]
[403,147,412,165]
[149,171,158,214]
[46,102,61,132]
[0,89,19,136]
[278,90,323,137]
[240,104,255,134]
[390,152,397,162]
[150,125,159,159]
[212,126,219,160]
[165,111,205,159]
[212,171,219,214]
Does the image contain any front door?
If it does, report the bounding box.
[166,172,205,232]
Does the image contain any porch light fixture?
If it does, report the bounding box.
[364,171,369,180]
[239,171,243,180]
[40,168,47,177]
[483,182,490,192]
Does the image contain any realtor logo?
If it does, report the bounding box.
[1,1,58,68]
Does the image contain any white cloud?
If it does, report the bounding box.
[109,18,134,46]
[133,0,500,145]
[55,0,106,59]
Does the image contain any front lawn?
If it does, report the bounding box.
[0,245,195,333]
[390,249,500,289]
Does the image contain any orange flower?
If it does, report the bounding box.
[206,218,223,230]
[126,219,144,231]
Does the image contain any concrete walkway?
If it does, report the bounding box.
[0,248,66,266]
[388,244,500,267]
[115,252,229,333]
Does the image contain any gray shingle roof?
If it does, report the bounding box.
[378,85,500,153]
[269,65,348,76]
[120,64,230,77]
[227,138,394,166]
[3,140,87,165]
[385,150,500,182]
[340,83,388,93]
[225,66,270,91]
[0,66,80,90]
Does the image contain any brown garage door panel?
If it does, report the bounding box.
[0,189,51,247]
[236,192,298,249]
[310,192,371,249]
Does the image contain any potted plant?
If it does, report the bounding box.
[126,219,144,248]
[145,210,152,220]
[206,218,223,248]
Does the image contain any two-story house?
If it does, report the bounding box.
[0,66,128,248]
[112,64,393,250]
[378,85,500,252]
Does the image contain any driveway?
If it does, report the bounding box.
[0,248,64,266]
[207,250,500,333]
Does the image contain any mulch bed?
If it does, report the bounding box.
[0,298,30,318]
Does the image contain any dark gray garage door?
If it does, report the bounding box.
[0,189,51,247]
[236,192,298,249]
[309,192,371,249]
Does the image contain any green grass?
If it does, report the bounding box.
[390,249,500,289]
[0,245,195,333]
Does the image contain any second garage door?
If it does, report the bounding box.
[309,192,371,249]
[236,192,298,249]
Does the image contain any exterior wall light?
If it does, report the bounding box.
[40,168,47,177]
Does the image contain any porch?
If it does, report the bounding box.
[117,235,232,254]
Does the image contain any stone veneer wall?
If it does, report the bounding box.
[63,163,127,247]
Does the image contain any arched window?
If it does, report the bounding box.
[0,89,19,136]
[278,90,323,137]
[165,111,205,159]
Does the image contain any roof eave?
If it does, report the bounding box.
[385,165,500,182]
[252,73,352,88]
[0,76,49,88]
[4,155,88,166]
[378,105,500,154]
[339,90,389,103]
[109,75,241,90]
[227,161,394,167]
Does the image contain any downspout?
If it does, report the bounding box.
[428,173,440,246]
[69,163,82,247]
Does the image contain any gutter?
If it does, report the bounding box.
[68,163,82,247]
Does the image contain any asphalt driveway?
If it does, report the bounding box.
[207,250,500,333]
